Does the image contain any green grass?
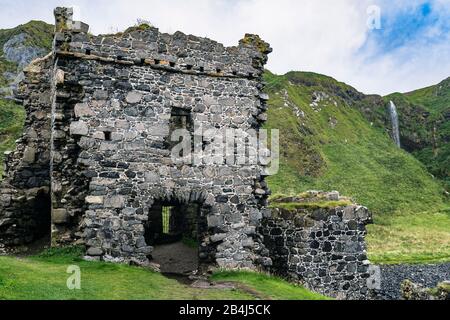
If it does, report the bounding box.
[269,200,352,211]
[264,71,449,264]
[211,271,329,300]
[367,207,450,264]
[0,99,25,177]
[0,247,327,300]
[404,77,450,115]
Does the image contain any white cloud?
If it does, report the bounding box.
[0,0,448,95]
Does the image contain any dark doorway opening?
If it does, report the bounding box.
[33,190,52,241]
[144,201,204,275]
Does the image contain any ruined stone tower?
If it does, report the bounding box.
[0,7,273,269]
[0,8,375,299]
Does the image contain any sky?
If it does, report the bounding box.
[0,0,449,95]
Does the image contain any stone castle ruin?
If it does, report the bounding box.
[0,7,373,299]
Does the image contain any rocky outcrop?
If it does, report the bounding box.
[261,191,373,299]
[1,28,51,98]
[3,33,47,68]
[402,280,450,300]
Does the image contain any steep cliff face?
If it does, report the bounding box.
[398,78,450,191]
[0,20,53,97]
[350,77,450,191]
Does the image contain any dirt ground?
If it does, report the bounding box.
[151,242,199,275]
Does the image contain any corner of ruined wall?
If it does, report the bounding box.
[0,53,54,246]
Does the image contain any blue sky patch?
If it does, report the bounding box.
[362,1,448,56]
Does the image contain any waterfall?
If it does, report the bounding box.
[388,101,401,147]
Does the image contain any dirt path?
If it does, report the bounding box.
[151,242,199,274]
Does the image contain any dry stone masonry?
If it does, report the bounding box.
[261,191,373,299]
[0,7,273,270]
[0,7,375,299]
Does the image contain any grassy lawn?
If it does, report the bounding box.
[211,271,328,300]
[367,207,450,265]
[0,247,327,300]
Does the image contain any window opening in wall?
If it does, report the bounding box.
[104,131,112,141]
[166,107,192,150]
[162,206,173,234]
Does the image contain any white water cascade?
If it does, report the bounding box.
[389,101,401,148]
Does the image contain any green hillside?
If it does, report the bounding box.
[263,71,449,263]
[386,92,449,191]
[356,77,450,191]
[0,20,53,90]
[0,99,25,176]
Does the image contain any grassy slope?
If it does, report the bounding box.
[381,78,450,190]
[0,247,327,300]
[403,78,450,190]
[0,99,25,177]
[264,71,449,264]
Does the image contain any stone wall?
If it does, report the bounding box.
[1,7,273,270]
[260,192,373,299]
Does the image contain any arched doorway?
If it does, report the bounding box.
[144,200,208,275]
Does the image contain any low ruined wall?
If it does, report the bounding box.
[261,192,373,299]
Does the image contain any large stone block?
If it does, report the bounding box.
[104,195,126,208]
[52,209,69,224]
[23,146,36,163]
[126,91,143,104]
[74,103,94,117]
[86,196,104,204]
[70,121,89,136]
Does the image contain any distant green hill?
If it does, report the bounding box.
[264,71,447,215]
[388,78,450,190]
[349,76,450,191]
